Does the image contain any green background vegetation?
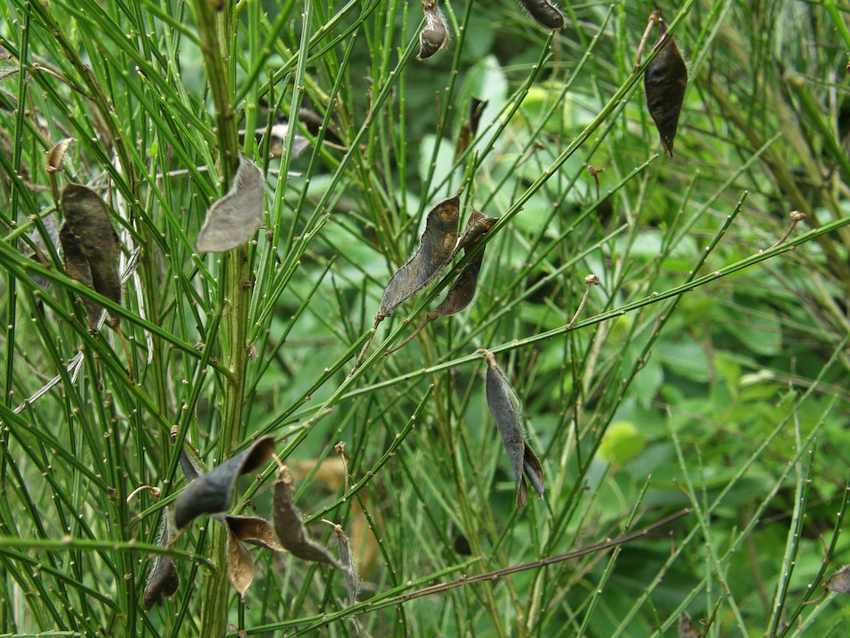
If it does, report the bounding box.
[1,0,850,635]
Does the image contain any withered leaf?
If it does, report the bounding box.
[224,515,283,552]
[377,194,460,322]
[456,98,488,159]
[827,564,850,593]
[196,155,264,253]
[59,185,121,327]
[519,0,565,30]
[418,1,449,60]
[484,351,545,507]
[143,516,179,609]
[678,612,700,638]
[428,211,496,320]
[226,526,254,598]
[273,466,342,568]
[644,27,687,157]
[174,436,276,530]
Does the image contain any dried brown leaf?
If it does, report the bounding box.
[518,0,565,30]
[827,564,850,593]
[484,352,545,507]
[644,27,688,157]
[418,1,449,60]
[143,517,179,609]
[59,184,122,327]
[196,155,264,253]
[273,466,342,567]
[224,515,283,552]
[226,527,254,598]
[174,436,276,530]
[377,194,460,322]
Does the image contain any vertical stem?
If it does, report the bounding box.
[191,1,247,635]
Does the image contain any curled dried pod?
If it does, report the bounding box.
[518,0,565,31]
[827,564,850,593]
[273,465,343,568]
[59,185,122,327]
[174,436,276,530]
[643,13,688,157]
[428,211,496,320]
[377,194,460,322]
[143,516,179,609]
[418,1,449,60]
[483,350,545,507]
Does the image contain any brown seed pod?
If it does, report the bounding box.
[272,465,343,568]
[518,0,565,31]
[644,20,687,157]
[377,194,460,322]
[418,1,449,60]
[143,516,179,609]
[429,211,496,320]
[827,564,850,593]
[456,98,488,159]
[196,155,264,253]
[174,436,276,529]
[483,351,545,507]
[59,185,122,327]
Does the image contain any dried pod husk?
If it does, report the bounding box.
[174,436,276,530]
[143,516,179,609]
[240,124,309,160]
[226,526,254,598]
[196,155,264,253]
[456,98,488,159]
[179,448,201,483]
[644,26,688,157]
[377,194,460,322]
[59,185,122,328]
[678,612,700,638]
[827,564,850,593]
[428,211,496,320]
[273,466,342,567]
[46,138,73,174]
[331,524,359,604]
[418,1,449,60]
[518,0,565,30]
[224,515,283,552]
[484,352,545,507]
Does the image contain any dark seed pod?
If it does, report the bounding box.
[143,517,179,609]
[174,436,276,530]
[456,98,488,159]
[644,25,687,157]
[418,1,449,60]
[519,0,565,31]
[196,155,264,253]
[483,351,545,507]
[59,185,122,328]
[377,194,460,322]
[273,465,343,568]
[827,564,850,593]
[428,211,496,320]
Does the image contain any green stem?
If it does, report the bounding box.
[191,0,247,634]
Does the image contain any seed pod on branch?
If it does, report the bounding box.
[418,1,449,60]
